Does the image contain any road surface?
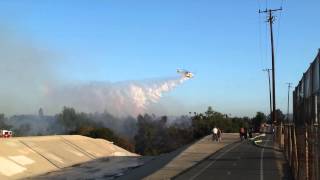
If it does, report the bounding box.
[175,134,292,180]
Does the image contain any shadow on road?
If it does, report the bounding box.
[116,140,198,180]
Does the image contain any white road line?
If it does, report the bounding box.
[260,146,265,180]
[189,142,242,180]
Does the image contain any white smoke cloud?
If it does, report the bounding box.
[44,77,189,116]
[0,28,190,116]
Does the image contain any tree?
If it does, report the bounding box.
[122,116,138,140]
[14,124,31,136]
[57,107,78,132]
[269,109,285,124]
[56,107,134,151]
[192,113,209,138]
[205,106,215,117]
[134,114,155,155]
[252,112,266,131]
[134,114,193,155]
[0,114,11,129]
[191,107,252,137]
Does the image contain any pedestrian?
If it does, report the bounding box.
[272,126,275,140]
[249,127,253,138]
[212,126,218,141]
[240,127,245,141]
[244,127,248,139]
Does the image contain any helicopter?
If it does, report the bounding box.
[177,69,194,78]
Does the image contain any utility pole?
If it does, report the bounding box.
[259,7,282,124]
[263,68,273,119]
[286,82,292,122]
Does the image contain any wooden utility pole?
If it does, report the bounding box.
[259,7,282,124]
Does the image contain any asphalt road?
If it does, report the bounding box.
[175,134,292,180]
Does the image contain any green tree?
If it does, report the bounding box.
[57,107,78,132]
[134,114,189,155]
[56,107,134,152]
[252,112,266,131]
[269,109,285,124]
[192,113,209,138]
[134,114,155,155]
[192,107,250,137]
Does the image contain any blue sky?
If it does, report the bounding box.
[0,0,319,117]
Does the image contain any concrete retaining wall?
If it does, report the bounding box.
[0,135,137,179]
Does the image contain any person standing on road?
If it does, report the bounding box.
[239,127,245,141]
[272,125,275,140]
[248,127,253,138]
[212,126,218,141]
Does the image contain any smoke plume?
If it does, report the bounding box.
[44,77,189,116]
[0,29,55,115]
[0,29,190,116]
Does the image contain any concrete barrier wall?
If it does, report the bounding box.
[0,135,137,179]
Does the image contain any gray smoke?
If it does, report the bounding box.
[0,29,55,115]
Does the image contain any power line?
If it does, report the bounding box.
[275,0,285,60]
[257,0,265,69]
[257,0,270,68]
[265,0,268,9]
[265,16,269,67]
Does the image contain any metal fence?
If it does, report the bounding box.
[279,124,320,180]
[279,49,320,180]
[293,51,320,127]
